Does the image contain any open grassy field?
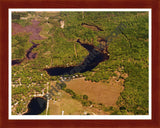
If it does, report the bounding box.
[49,90,83,115]
[48,84,111,115]
[66,77,124,107]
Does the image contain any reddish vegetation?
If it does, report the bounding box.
[12,19,44,41]
[12,20,42,66]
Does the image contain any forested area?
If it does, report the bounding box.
[11,11,149,115]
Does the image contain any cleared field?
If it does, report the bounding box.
[48,83,110,115]
[65,77,124,107]
[49,89,84,115]
[39,23,53,39]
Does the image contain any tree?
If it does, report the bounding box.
[83,95,88,100]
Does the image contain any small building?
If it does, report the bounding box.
[60,20,64,29]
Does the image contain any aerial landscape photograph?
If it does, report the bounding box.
[10,10,150,117]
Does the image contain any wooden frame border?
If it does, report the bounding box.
[0,0,160,128]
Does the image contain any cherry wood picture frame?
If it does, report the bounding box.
[0,0,160,128]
